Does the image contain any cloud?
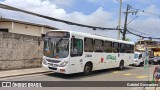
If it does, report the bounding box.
[63,7,114,27]
[130,18,160,36]
[1,0,118,35]
[128,4,160,39]
[48,0,74,7]
[3,0,67,19]
[144,4,159,14]
[1,0,159,42]
[2,0,115,26]
[137,4,159,18]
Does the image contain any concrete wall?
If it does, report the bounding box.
[0,32,44,70]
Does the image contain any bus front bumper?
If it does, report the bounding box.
[42,63,68,74]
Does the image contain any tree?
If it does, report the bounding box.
[125,38,130,41]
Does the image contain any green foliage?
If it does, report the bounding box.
[125,38,130,41]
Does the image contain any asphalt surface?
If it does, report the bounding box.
[0,65,157,90]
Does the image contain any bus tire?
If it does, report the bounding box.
[83,63,92,75]
[119,60,124,70]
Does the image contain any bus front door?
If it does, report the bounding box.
[69,37,84,73]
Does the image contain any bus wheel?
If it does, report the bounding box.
[119,61,124,70]
[83,63,92,75]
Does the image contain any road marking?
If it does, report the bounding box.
[112,71,119,74]
[136,76,149,79]
[123,74,132,76]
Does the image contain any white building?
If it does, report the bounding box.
[0,17,58,37]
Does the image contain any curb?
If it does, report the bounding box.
[0,71,52,79]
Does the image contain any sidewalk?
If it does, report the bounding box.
[0,67,51,78]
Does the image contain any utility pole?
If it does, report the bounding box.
[117,0,122,40]
[122,4,138,40]
[122,4,129,40]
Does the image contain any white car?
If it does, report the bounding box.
[133,52,145,66]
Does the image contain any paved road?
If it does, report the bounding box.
[0,65,156,90]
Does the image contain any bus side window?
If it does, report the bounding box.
[119,43,125,53]
[112,42,119,53]
[71,37,83,57]
[84,38,93,52]
[104,41,112,53]
[125,44,129,53]
[125,44,134,53]
[94,39,104,52]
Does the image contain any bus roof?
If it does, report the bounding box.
[48,30,135,45]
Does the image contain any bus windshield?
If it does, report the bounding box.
[43,38,69,58]
[134,53,139,59]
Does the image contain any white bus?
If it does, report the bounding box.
[42,30,134,75]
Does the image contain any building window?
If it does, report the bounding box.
[0,28,9,32]
[41,34,45,37]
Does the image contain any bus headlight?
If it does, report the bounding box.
[59,61,68,67]
[43,59,47,65]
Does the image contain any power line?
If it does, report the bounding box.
[121,1,160,19]
[127,27,152,36]
[127,29,160,40]
[0,3,119,31]
[128,25,160,36]
[117,1,160,40]
[127,29,145,38]
[127,16,139,25]
[1,2,159,40]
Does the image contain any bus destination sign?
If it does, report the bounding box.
[47,32,70,38]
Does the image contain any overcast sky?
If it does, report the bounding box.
[0,0,160,42]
